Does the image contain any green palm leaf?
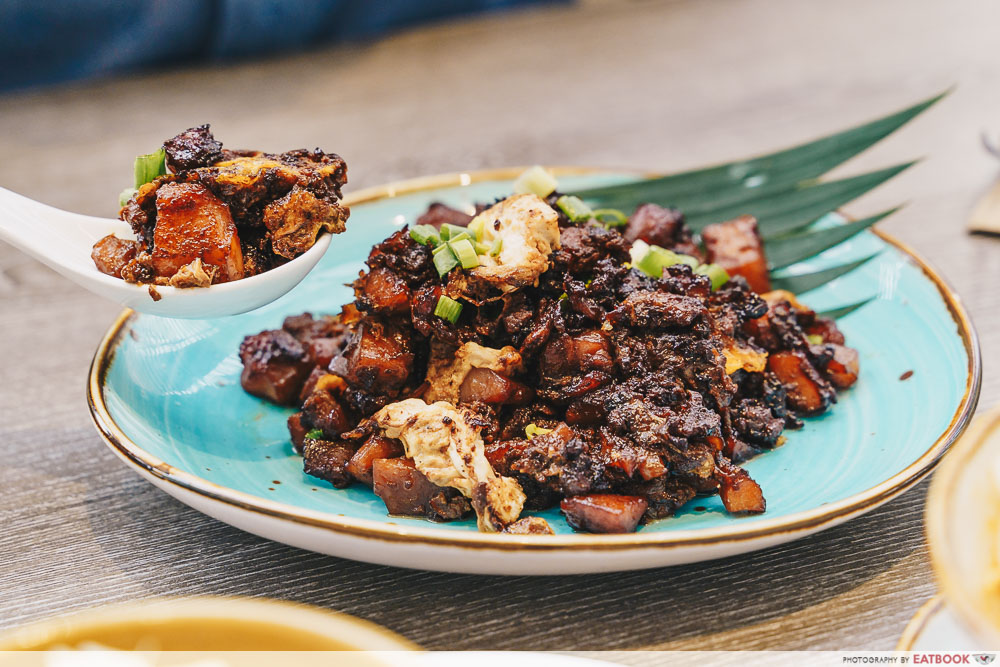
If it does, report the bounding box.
[565,91,946,318]
[770,254,879,294]
[766,207,900,269]
[570,91,944,206]
[817,299,875,320]
[682,162,915,236]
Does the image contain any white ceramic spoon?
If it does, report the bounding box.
[0,186,331,318]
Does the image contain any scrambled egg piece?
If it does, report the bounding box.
[263,187,348,259]
[722,343,768,375]
[167,257,214,288]
[424,342,522,404]
[373,398,526,532]
[471,194,560,289]
[211,156,299,189]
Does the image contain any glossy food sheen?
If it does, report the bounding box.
[94,124,349,287]
[94,171,973,545]
[152,182,244,282]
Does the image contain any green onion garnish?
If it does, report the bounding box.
[555,195,593,222]
[806,334,825,345]
[694,262,730,290]
[512,165,558,198]
[675,253,700,268]
[525,423,553,438]
[305,428,323,440]
[433,244,460,276]
[133,147,168,189]
[439,223,469,241]
[593,208,628,228]
[448,231,473,245]
[489,237,503,257]
[434,295,463,323]
[118,188,138,207]
[449,238,480,269]
[634,250,663,278]
[468,217,486,242]
[475,241,491,255]
[409,224,441,247]
[634,245,700,278]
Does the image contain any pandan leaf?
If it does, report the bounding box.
[556,93,942,303]
[572,91,949,300]
[771,254,880,294]
[766,207,900,269]
[563,94,944,299]
[817,298,875,320]
[681,162,915,235]
[570,91,945,208]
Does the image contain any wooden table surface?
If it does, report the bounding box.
[1,0,998,650]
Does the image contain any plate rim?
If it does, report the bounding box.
[87,166,982,553]
[895,594,948,650]
[0,595,421,650]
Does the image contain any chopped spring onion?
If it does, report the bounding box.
[635,245,699,278]
[118,187,138,207]
[634,251,664,278]
[629,240,650,266]
[512,165,558,198]
[556,195,594,222]
[133,147,168,189]
[448,231,473,245]
[467,216,486,241]
[489,237,503,257]
[593,208,628,228]
[525,423,553,438]
[806,334,825,345]
[434,295,464,323]
[305,429,323,440]
[433,244,460,276]
[439,223,469,241]
[475,241,491,255]
[449,238,480,269]
[694,262,730,290]
[409,224,441,246]
[673,252,700,268]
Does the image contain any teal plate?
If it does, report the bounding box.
[88,168,981,575]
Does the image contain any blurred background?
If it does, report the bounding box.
[1,0,999,650]
[2,0,994,223]
[3,0,996,347]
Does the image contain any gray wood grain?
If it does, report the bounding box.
[1,0,998,650]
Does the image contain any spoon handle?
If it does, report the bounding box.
[0,186,131,270]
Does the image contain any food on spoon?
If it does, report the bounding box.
[90,234,138,279]
[151,182,244,283]
[92,125,349,289]
[238,167,860,534]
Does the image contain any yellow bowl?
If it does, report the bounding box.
[0,597,418,653]
[926,405,1000,645]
